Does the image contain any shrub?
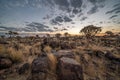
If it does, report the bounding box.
[7,47,23,63]
[0,45,23,63]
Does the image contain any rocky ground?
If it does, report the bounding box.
[0,36,120,80]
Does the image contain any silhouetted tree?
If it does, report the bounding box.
[55,33,61,39]
[46,33,50,38]
[6,31,19,38]
[80,25,102,39]
[8,31,13,38]
[64,32,69,37]
[46,33,50,43]
[13,31,19,37]
[105,31,114,36]
[80,25,102,47]
[36,35,39,38]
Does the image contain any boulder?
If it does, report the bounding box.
[58,57,83,80]
[31,56,49,73]
[54,50,75,59]
[18,63,30,75]
[28,55,56,80]
[0,58,12,69]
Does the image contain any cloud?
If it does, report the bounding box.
[106,4,120,14]
[50,15,72,25]
[0,22,53,32]
[86,0,106,15]
[43,15,51,20]
[87,6,98,14]
[113,3,120,7]
[69,14,75,18]
[99,21,103,24]
[63,16,72,22]
[70,0,82,8]
[25,22,53,32]
[50,16,63,25]
[89,0,105,4]
[26,22,49,28]
[50,19,60,25]
[109,15,118,19]
[80,16,88,21]
[53,0,69,10]
[61,28,68,31]
[0,26,17,31]
[115,10,120,14]
[71,22,75,24]
[72,8,81,14]
[117,22,120,24]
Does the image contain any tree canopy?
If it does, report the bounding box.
[80,25,102,38]
[105,31,114,36]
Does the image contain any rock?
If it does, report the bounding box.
[58,57,83,80]
[105,52,120,62]
[0,58,12,69]
[32,56,49,73]
[28,55,56,80]
[54,50,75,59]
[18,63,30,75]
[81,50,120,80]
[60,42,72,49]
[49,41,60,49]
[0,76,5,80]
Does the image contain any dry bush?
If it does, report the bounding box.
[47,53,57,72]
[7,47,23,63]
[31,42,41,55]
[22,45,31,56]
[0,44,23,63]
[43,46,52,53]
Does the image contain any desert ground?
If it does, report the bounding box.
[0,28,120,80]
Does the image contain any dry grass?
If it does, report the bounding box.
[89,44,115,52]
[0,44,8,57]
[47,53,57,72]
[75,55,80,63]
[7,47,23,63]
[43,46,52,53]
[0,44,23,63]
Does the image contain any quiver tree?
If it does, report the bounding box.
[80,25,102,39]
[64,32,69,37]
[6,31,19,38]
[80,25,102,47]
[55,33,61,39]
[105,31,114,36]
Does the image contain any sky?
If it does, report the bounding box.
[0,0,120,34]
